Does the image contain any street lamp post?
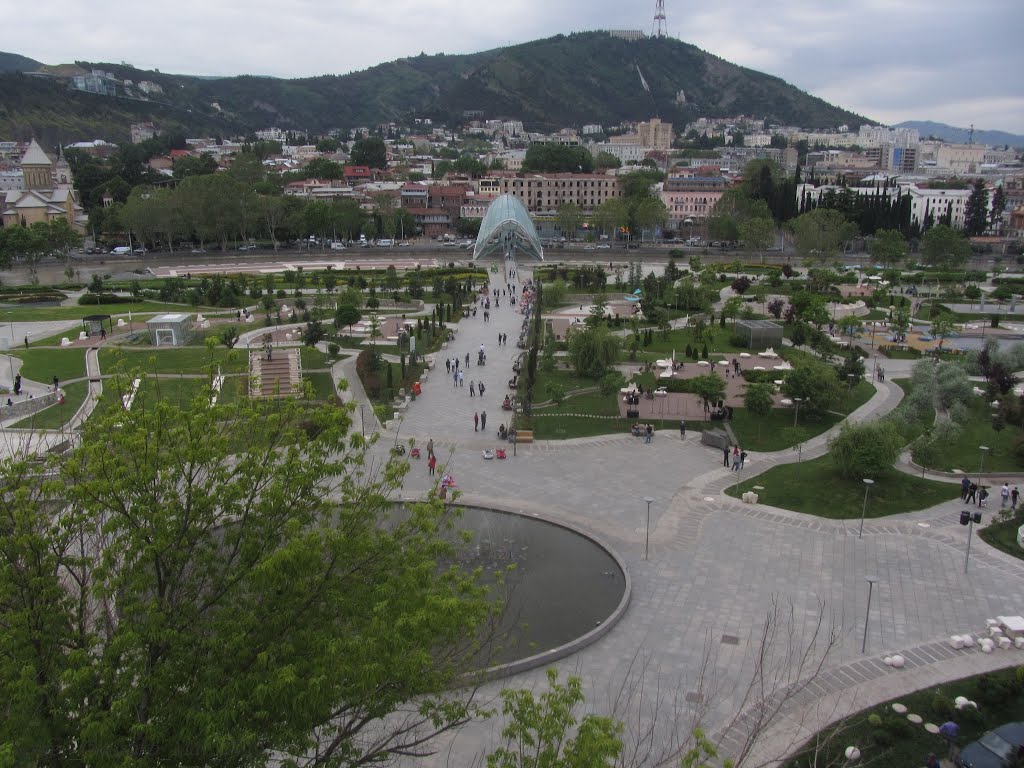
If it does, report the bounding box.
[792,397,804,428]
[978,445,990,481]
[643,496,654,561]
[847,373,857,393]
[858,478,875,538]
[862,576,879,653]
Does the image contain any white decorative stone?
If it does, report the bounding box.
[1015,637,1024,649]
[925,723,940,734]
[955,696,969,708]
[907,714,922,724]
[883,656,893,666]
[980,639,994,653]
[79,331,87,340]
[998,637,1012,650]
[950,635,965,649]
[60,337,71,347]
[892,703,908,714]
[891,654,905,668]
[990,626,1004,637]
[987,619,1000,627]
[962,635,976,647]
[117,318,126,327]
[844,746,861,761]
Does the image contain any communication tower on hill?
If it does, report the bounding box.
[653,0,667,37]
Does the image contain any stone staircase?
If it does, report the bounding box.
[249,349,302,398]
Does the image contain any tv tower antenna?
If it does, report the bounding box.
[653,0,667,37]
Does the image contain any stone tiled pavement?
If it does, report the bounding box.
[355,265,1024,766]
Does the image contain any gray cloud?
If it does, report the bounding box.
[7,0,1022,133]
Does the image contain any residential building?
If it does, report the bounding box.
[1009,205,1024,239]
[461,195,496,220]
[283,178,354,200]
[496,173,623,215]
[411,208,451,238]
[920,142,987,174]
[255,127,287,143]
[0,169,24,192]
[589,142,645,165]
[429,185,470,223]
[637,118,673,150]
[795,181,971,230]
[865,144,919,173]
[661,170,728,228]
[66,139,118,159]
[582,124,604,136]
[137,80,163,96]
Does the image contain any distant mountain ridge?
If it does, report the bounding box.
[894,120,1024,148]
[0,33,869,144]
[0,52,41,73]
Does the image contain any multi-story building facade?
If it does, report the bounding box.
[796,182,971,230]
[589,142,645,165]
[661,171,728,228]
[130,122,159,144]
[637,118,673,150]
[494,173,623,215]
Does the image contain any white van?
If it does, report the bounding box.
[330,241,346,250]
[110,246,131,255]
[377,239,394,248]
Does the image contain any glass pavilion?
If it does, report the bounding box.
[471,194,545,262]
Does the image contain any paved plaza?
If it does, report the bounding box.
[371,262,1024,766]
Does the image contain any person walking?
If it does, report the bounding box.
[740,449,747,469]
[960,476,971,501]
[428,454,437,476]
[478,382,486,397]
[723,445,730,467]
[1002,483,1011,508]
[966,482,978,505]
[474,412,479,432]
[446,358,451,374]
[458,370,465,387]
[481,410,487,431]
[469,381,476,397]
[426,438,434,460]
[679,419,686,439]
[645,424,653,444]
[1012,486,1020,511]
[732,448,741,472]
[13,374,21,396]
[453,370,459,388]
[52,375,59,391]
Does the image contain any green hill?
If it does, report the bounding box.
[0,52,41,73]
[0,33,867,142]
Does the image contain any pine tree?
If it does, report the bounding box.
[964,178,990,236]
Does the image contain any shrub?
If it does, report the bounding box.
[77,293,139,306]
[930,693,954,721]
[327,342,340,357]
[828,420,905,479]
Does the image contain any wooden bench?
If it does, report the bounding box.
[514,430,534,444]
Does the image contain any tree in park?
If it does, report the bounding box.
[743,383,775,437]
[555,202,584,241]
[920,224,971,270]
[867,228,908,268]
[738,216,776,264]
[781,360,841,415]
[787,208,857,266]
[565,323,621,378]
[691,373,727,414]
[0,387,493,766]
[730,276,752,295]
[930,312,957,350]
[828,420,905,479]
[303,318,326,346]
[990,185,1006,231]
[349,136,387,168]
[766,298,786,319]
[218,325,240,349]
[963,178,990,236]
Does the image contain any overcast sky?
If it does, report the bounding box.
[10,0,1023,134]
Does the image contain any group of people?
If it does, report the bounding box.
[961,477,1020,509]
[723,444,748,471]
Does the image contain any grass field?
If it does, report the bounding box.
[11,348,88,384]
[2,301,217,322]
[725,456,957,518]
[99,347,248,375]
[919,396,1022,473]
[729,409,845,452]
[785,668,1024,768]
[303,372,336,400]
[9,381,91,430]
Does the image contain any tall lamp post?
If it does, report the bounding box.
[847,373,857,393]
[978,445,990,482]
[643,496,654,561]
[961,509,983,573]
[858,478,875,538]
[862,575,879,653]
[792,397,804,428]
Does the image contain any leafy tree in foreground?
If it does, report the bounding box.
[0,386,492,766]
[781,360,841,415]
[920,224,971,270]
[867,228,908,268]
[743,383,775,438]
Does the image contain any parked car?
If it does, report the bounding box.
[958,721,1024,768]
[596,244,611,249]
[239,244,257,251]
[191,248,206,254]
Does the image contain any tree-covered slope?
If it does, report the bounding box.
[0,33,868,142]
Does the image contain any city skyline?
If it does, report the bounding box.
[6,0,1023,134]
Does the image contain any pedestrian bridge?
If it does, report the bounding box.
[471,194,544,262]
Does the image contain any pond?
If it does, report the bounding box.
[444,506,627,670]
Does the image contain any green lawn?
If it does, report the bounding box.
[303,372,336,400]
[725,456,957,518]
[536,390,620,417]
[919,397,1022,473]
[1,301,217,322]
[99,347,248,376]
[729,409,844,452]
[9,381,91,430]
[11,348,88,384]
[635,325,751,358]
[979,514,1024,560]
[300,346,331,369]
[530,414,707,440]
[785,668,1024,768]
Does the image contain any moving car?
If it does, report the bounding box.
[958,721,1024,768]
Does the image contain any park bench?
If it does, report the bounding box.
[514,430,534,444]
